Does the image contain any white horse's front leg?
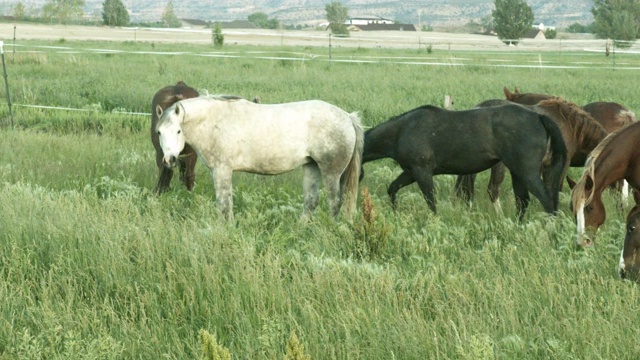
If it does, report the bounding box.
[212,165,234,222]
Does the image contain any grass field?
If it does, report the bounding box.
[0,37,639,359]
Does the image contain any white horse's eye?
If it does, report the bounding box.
[177,130,181,134]
[157,130,161,135]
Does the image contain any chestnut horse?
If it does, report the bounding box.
[151,81,199,193]
[570,121,640,247]
[454,98,608,210]
[619,190,640,281]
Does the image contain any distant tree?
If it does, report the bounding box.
[248,12,269,28]
[212,23,224,47]
[42,0,85,24]
[592,0,640,48]
[102,0,129,26]
[325,1,349,36]
[161,0,181,28]
[566,22,594,33]
[480,14,495,34]
[13,2,26,20]
[248,12,280,29]
[492,0,534,45]
[544,28,557,39]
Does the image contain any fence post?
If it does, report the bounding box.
[1,41,13,128]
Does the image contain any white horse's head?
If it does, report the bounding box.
[155,103,186,168]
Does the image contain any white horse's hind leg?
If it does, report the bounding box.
[302,163,322,217]
[323,174,343,217]
[212,166,234,222]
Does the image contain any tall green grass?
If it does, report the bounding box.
[0,39,638,359]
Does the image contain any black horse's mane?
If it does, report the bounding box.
[365,105,444,135]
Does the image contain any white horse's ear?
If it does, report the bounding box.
[155,105,163,118]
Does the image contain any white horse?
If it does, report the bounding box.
[155,95,364,223]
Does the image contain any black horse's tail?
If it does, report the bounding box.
[538,114,568,211]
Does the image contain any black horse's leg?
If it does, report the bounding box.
[487,162,506,204]
[387,169,415,209]
[413,167,437,213]
[454,174,476,202]
[510,175,531,221]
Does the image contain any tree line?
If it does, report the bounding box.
[7,0,640,48]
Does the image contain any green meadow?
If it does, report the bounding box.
[1,38,639,359]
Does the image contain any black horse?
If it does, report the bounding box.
[362,104,567,220]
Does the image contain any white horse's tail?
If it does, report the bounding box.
[341,112,365,218]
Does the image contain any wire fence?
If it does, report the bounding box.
[2,24,640,123]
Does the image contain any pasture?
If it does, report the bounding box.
[1,37,640,359]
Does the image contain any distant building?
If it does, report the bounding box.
[343,16,415,31]
[345,16,394,26]
[523,28,546,40]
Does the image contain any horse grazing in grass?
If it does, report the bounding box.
[570,121,640,246]
[455,98,608,208]
[151,81,199,194]
[362,104,567,220]
[155,96,364,223]
[504,87,637,162]
[618,190,640,281]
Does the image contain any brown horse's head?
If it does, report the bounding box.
[504,86,556,105]
[570,172,606,247]
[619,190,640,281]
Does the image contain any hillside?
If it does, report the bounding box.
[1,0,595,28]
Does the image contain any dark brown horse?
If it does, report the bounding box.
[151,81,199,193]
[455,98,608,208]
[362,103,567,220]
[570,121,640,247]
[619,190,640,281]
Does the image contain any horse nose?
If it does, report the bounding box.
[163,155,177,168]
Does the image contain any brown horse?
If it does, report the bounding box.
[619,190,640,281]
[504,86,636,137]
[570,121,640,247]
[501,87,635,199]
[151,81,199,193]
[455,98,608,209]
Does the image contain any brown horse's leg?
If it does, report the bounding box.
[154,149,174,194]
[454,174,475,202]
[179,145,198,191]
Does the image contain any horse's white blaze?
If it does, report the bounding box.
[157,121,186,165]
[619,247,626,276]
[576,200,586,245]
[622,180,630,205]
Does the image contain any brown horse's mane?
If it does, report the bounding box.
[537,98,608,152]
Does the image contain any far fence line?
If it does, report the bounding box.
[4,24,640,54]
